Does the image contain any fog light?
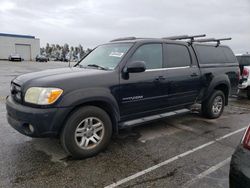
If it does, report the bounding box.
[29,124,34,133]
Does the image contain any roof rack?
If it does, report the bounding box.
[109,35,231,47]
[163,34,206,42]
[110,37,137,42]
[193,37,232,47]
[110,37,156,42]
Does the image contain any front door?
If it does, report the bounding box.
[119,43,166,120]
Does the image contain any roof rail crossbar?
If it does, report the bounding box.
[110,37,137,42]
[163,34,206,42]
[194,37,232,47]
[163,35,189,40]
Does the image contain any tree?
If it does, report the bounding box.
[40,47,45,55]
[45,43,52,56]
[78,44,85,59]
[40,43,90,61]
[61,43,69,60]
[51,44,57,56]
[56,44,61,50]
[85,48,92,55]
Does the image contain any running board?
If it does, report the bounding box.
[119,109,190,128]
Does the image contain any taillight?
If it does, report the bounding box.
[242,126,250,150]
[237,68,240,80]
[242,68,249,79]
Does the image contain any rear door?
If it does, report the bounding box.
[162,43,201,107]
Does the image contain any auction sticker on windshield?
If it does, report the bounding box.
[109,52,124,57]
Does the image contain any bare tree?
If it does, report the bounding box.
[41,43,91,61]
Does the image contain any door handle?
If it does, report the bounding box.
[154,76,165,82]
[190,73,198,77]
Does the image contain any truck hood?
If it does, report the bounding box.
[13,67,113,89]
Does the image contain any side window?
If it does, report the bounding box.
[165,44,191,68]
[195,45,236,64]
[130,44,163,69]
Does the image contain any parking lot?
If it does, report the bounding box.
[0,61,250,188]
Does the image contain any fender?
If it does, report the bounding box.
[201,74,231,102]
[57,87,120,131]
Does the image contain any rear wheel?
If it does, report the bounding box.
[60,106,112,159]
[202,90,225,119]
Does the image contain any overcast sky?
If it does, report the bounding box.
[0,0,249,53]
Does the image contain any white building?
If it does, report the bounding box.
[0,33,40,61]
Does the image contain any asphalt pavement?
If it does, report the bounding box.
[0,60,250,188]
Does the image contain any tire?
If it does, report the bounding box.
[201,90,225,119]
[247,87,250,100]
[60,106,112,159]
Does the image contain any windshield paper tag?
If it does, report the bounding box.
[109,52,124,57]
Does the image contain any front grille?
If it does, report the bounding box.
[11,82,22,103]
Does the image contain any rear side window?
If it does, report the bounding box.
[195,45,236,64]
[164,44,191,68]
[130,44,163,69]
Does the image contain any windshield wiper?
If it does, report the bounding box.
[87,64,108,70]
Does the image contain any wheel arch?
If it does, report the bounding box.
[57,99,120,136]
[202,75,231,105]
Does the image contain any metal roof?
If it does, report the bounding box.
[0,33,35,39]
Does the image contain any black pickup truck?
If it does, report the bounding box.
[6,35,239,158]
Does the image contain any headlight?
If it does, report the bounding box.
[24,87,63,105]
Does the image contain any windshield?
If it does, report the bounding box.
[78,43,133,70]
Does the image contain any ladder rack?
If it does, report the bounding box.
[193,37,232,47]
[110,37,137,42]
[109,35,232,47]
[163,34,206,42]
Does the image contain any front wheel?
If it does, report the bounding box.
[201,90,225,119]
[60,106,112,159]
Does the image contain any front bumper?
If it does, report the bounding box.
[10,58,21,61]
[230,145,250,188]
[239,83,248,89]
[6,96,72,137]
[238,78,249,89]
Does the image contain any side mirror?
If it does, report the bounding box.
[125,61,146,73]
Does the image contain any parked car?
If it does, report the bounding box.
[8,53,22,61]
[36,55,49,62]
[58,57,68,62]
[237,54,250,99]
[230,125,250,188]
[6,35,239,159]
[49,55,58,61]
